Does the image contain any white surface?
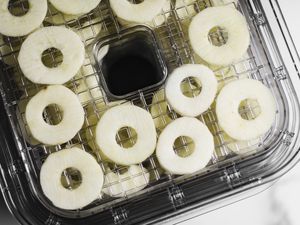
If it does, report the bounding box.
[278,0,300,54]
[177,1,300,224]
[178,163,300,225]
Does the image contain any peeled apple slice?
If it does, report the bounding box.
[156,117,214,175]
[165,64,218,117]
[118,1,171,28]
[150,79,202,132]
[103,165,150,197]
[96,105,157,165]
[18,26,85,85]
[216,78,276,141]
[85,101,129,162]
[49,0,101,15]
[189,6,250,66]
[25,85,85,145]
[40,147,104,210]
[110,0,169,26]
[216,97,262,155]
[0,0,47,37]
[16,97,40,146]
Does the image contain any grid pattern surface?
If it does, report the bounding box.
[0,0,275,213]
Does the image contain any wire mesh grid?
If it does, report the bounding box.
[0,0,275,213]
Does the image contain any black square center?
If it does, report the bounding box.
[93,26,167,100]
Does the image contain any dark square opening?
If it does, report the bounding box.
[93,26,167,100]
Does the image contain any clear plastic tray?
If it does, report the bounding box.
[0,0,300,224]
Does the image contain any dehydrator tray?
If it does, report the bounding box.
[0,0,300,224]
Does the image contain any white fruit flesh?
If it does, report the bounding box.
[40,147,104,210]
[96,105,157,165]
[103,165,150,197]
[110,0,168,25]
[156,117,214,175]
[0,0,47,37]
[165,64,218,117]
[25,85,85,145]
[189,6,250,66]
[85,101,127,162]
[216,78,276,141]
[16,96,40,146]
[18,26,85,85]
[49,0,101,15]
[150,79,205,132]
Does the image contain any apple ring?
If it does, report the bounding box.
[165,64,218,117]
[49,0,101,15]
[189,6,250,66]
[18,26,85,84]
[25,85,85,145]
[216,78,276,141]
[156,117,214,175]
[95,105,157,165]
[0,0,47,37]
[110,0,169,26]
[40,147,104,210]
